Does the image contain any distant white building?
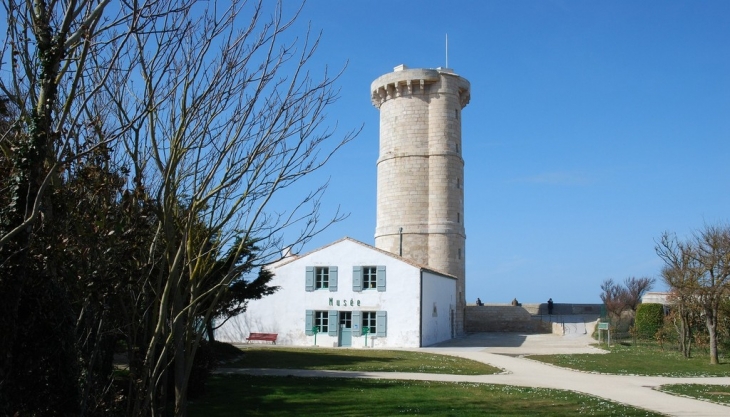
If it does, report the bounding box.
[216,237,457,347]
[642,291,672,305]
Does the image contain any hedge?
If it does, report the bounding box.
[635,303,665,340]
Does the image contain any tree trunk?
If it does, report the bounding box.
[206,318,216,343]
[0,260,23,412]
[706,307,719,364]
[678,309,692,358]
[174,291,188,417]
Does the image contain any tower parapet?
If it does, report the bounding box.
[371,65,470,109]
[371,64,470,336]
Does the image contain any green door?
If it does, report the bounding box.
[339,311,352,347]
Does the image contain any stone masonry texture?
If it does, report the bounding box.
[371,65,471,335]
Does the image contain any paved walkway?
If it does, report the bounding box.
[222,331,730,416]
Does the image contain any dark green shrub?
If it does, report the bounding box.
[635,303,664,341]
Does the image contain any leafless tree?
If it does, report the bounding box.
[600,276,655,334]
[656,226,730,364]
[99,1,356,415]
[622,276,655,313]
[3,0,356,415]
[600,278,627,320]
[660,261,701,358]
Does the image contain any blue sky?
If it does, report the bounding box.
[277,0,730,303]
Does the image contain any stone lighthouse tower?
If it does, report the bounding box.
[371,65,471,335]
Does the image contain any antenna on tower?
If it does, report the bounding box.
[446,33,449,68]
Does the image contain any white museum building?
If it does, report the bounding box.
[216,65,471,348]
[215,237,457,347]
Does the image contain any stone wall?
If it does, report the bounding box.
[519,303,603,316]
[465,306,551,333]
[465,303,603,334]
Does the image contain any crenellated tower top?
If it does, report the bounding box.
[370,64,471,109]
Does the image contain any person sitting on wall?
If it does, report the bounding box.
[476,298,483,306]
[547,298,554,315]
[511,298,518,306]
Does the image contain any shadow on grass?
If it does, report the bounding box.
[225,347,500,375]
[229,348,399,368]
[189,375,661,417]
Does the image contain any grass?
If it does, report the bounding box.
[226,347,501,375]
[529,343,730,377]
[657,384,730,405]
[189,374,661,417]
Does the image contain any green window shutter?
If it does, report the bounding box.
[305,266,314,292]
[376,311,387,336]
[352,266,362,292]
[377,265,386,292]
[305,310,314,336]
[352,311,362,337]
[328,310,339,336]
[329,266,338,292]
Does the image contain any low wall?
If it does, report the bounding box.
[519,303,602,315]
[465,306,551,333]
[465,303,603,334]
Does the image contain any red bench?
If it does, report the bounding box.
[246,332,278,344]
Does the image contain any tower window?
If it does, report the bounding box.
[457,177,460,189]
[455,109,459,120]
[457,212,460,223]
[458,248,462,260]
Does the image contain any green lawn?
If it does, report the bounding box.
[227,347,501,375]
[657,384,730,405]
[189,375,661,417]
[192,343,730,415]
[529,343,730,377]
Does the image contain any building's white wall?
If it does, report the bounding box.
[216,239,426,347]
[420,271,456,346]
[642,292,672,305]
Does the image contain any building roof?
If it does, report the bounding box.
[270,236,456,279]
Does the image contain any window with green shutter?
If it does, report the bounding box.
[329,266,338,292]
[376,266,386,292]
[308,267,337,291]
[376,311,387,336]
[305,310,314,335]
[352,311,362,336]
[354,266,382,291]
[314,311,329,333]
[352,266,362,291]
[305,267,314,292]
[315,267,329,289]
[362,311,377,335]
[363,266,377,289]
[328,310,338,336]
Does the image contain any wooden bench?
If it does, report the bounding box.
[246,332,278,344]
